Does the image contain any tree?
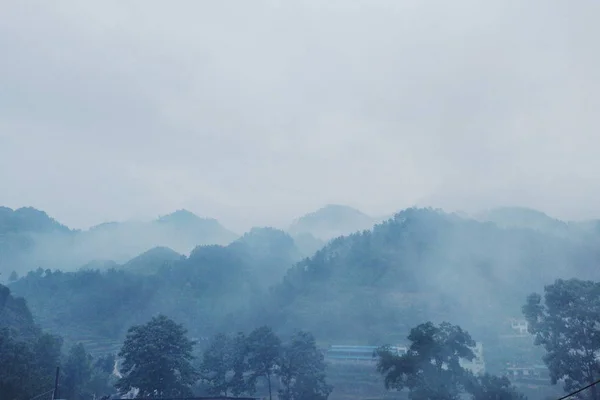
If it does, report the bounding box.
[246,326,281,400]
[0,328,62,400]
[376,321,476,400]
[31,332,63,391]
[465,373,526,400]
[94,353,116,376]
[8,271,18,282]
[115,315,198,397]
[87,354,117,398]
[278,331,332,400]
[62,343,93,400]
[230,332,253,396]
[200,333,234,396]
[200,332,253,397]
[523,278,600,400]
[0,328,38,400]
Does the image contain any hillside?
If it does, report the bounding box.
[0,206,71,234]
[0,283,39,338]
[269,208,600,343]
[289,204,376,240]
[0,207,238,276]
[122,246,184,274]
[0,207,74,279]
[9,227,302,341]
[476,207,571,236]
[78,209,238,260]
[154,209,239,248]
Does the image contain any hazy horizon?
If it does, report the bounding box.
[2,0,599,232]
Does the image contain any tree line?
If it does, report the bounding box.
[115,316,332,400]
[4,276,600,400]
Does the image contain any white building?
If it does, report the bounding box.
[509,319,529,335]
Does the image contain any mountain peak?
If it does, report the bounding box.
[157,209,206,223]
[289,204,375,240]
[0,206,70,234]
[297,204,370,222]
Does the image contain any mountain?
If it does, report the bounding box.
[227,227,305,284]
[9,227,302,340]
[0,207,74,280]
[269,208,600,344]
[288,204,376,240]
[122,246,184,274]
[0,207,239,276]
[0,206,71,234]
[476,207,570,236]
[78,209,238,262]
[153,209,238,249]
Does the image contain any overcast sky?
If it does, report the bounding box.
[1,0,599,231]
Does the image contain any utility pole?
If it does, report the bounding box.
[52,366,60,400]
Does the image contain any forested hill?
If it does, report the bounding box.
[10,208,600,351]
[0,207,73,276]
[0,206,70,234]
[0,207,238,276]
[0,283,39,338]
[288,204,377,240]
[268,208,600,343]
[9,227,305,341]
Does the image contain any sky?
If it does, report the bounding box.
[1,0,599,232]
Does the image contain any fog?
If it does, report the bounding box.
[1,0,599,233]
[2,3,600,400]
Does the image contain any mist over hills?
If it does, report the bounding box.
[8,205,600,376]
[273,208,600,342]
[9,225,306,340]
[0,203,381,277]
[0,207,238,276]
[475,206,600,238]
[121,246,184,275]
[0,206,71,234]
[289,204,378,240]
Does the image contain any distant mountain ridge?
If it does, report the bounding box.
[475,206,600,238]
[288,204,377,240]
[0,206,71,234]
[122,246,184,274]
[0,207,238,276]
[6,203,600,280]
[475,207,569,234]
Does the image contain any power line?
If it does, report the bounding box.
[556,378,600,400]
